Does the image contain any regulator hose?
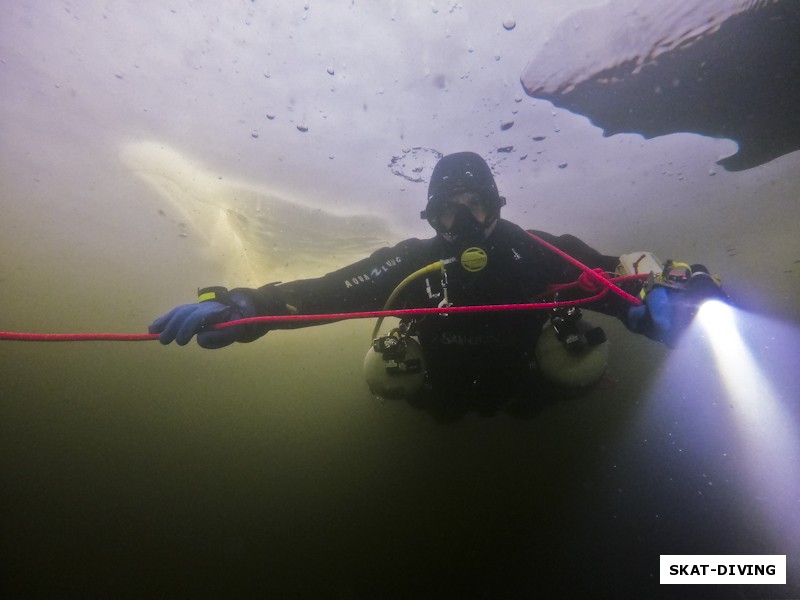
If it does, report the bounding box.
[371,259,448,340]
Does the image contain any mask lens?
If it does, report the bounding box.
[439,194,487,223]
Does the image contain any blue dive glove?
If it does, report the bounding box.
[626,286,675,345]
[149,287,267,349]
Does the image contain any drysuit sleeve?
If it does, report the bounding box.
[526,229,634,319]
[246,237,433,327]
[527,230,620,275]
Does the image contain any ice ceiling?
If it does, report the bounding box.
[1,0,798,311]
[521,0,800,172]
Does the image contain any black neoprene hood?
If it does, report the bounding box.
[421,152,505,229]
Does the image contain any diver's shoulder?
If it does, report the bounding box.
[386,235,439,257]
[495,218,544,239]
[497,219,564,242]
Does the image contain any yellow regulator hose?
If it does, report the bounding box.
[371,260,448,340]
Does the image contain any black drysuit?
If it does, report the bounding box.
[249,219,633,401]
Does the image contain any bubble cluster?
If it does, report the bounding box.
[388,147,444,184]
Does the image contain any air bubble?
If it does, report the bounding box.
[326,66,335,75]
[296,125,309,132]
[502,17,516,31]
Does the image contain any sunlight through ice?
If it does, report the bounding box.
[121,140,397,286]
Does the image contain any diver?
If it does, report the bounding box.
[149,152,725,417]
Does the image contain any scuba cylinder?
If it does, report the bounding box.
[362,259,450,400]
[363,326,426,400]
[534,307,609,388]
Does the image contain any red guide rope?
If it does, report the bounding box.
[525,231,643,306]
[0,233,647,342]
[1,290,615,342]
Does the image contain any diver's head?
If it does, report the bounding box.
[421,152,506,243]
